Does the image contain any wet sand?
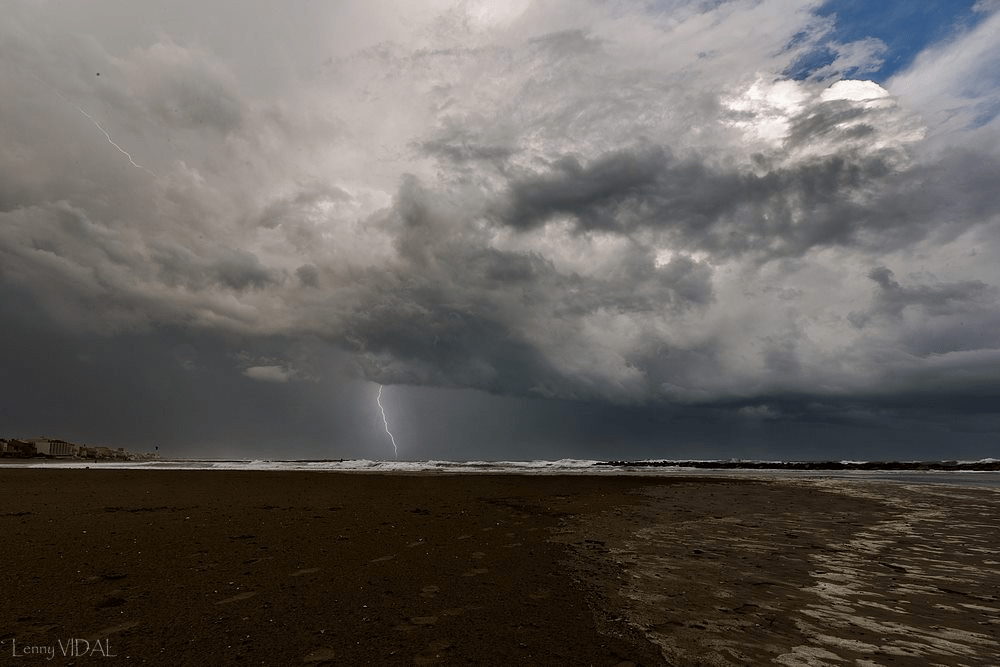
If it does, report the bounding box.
[1,470,998,665]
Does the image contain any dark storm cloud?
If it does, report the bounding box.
[2,0,999,458]
[863,266,995,320]
[0,282,374,456]
[491,145,928,261]
[848,267,1000,364]
[151,242,281,292]
[338,250,712,400]
[478,77,936,263]
[319,170,726,402]
[419,114,519,166]
[495,148,684,232]
[345,293,564,396]
[130,40,246,135]
[295,264,320,288]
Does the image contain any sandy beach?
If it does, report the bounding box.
[1,470,998,665]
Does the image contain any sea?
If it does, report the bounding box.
[19,458,1000,488]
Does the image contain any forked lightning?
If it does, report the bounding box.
[377,384,398,458]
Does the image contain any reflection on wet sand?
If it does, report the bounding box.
[559,479,1000,665]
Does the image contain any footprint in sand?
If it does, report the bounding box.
[410,616,439,626]
[88,621,140,641]
[414,639,453,665]
[95,591,127,609]
[302,647,337,663]
[460,568,489,577]
[289,568,320,577]
[243,556,273,566]
[215,591,257,605]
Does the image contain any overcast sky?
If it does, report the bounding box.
[2,0,998,461]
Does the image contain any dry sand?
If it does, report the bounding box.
[1,470,997,665]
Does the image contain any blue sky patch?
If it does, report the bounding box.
[788,0,988,82]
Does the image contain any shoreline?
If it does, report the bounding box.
[2,470,998,665]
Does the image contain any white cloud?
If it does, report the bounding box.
[888,7,1000,150]
[820,79,889,103]
[1,0,998,409]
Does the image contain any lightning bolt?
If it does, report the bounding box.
[71,104,156,176]
[28,71,156,177]
[377,384,399,459]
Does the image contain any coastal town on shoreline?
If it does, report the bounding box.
[0,437,158,461]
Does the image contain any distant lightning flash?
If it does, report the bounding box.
[377,384,399,459]
[28,71,155,177]
[71,104,156,176]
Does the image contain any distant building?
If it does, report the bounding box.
[90,446,125,460]
[0,438,40,457]
[10,440,34,456]
[1,437,143,460]
[27,438,78,457]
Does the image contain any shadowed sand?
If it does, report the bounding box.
[1,470,997,665]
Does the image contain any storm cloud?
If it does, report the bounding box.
[2,0,998,458]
